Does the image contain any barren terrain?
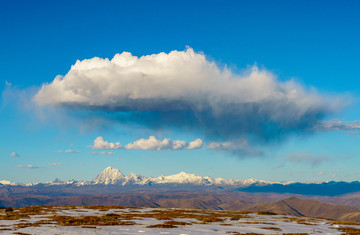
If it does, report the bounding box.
[1,205,360,234]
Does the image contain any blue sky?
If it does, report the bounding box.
[1,0,360,184]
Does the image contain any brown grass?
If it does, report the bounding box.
[12,220,59,229]
[283,217,319,225]
[0,213,29,220]
[240,221,276,225]
[337,226,360,234]
[81,225,97,228]
[117,208,230,224]
[15,222,40,229]
[256,211,277,215]
[51,215,136,226]
[13,206,58,216]
[147,223,177,228]
[332,221,360,225]
[282,233,309,235]
[164,220,191,226]
[261,226,281,231]
[5,207,13,212]
[230,215,250,220]
[85,205,137,210]
[226,232,264,235]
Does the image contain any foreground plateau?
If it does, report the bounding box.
[1,205,360,234]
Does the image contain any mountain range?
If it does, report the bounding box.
[2,167,360,196]
[1,167,276,187]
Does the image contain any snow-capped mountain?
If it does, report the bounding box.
[92,167,126,184]
[0,167,287,187]
[2,167,360,197]
[87,167,277,187]
[0,180,19,186]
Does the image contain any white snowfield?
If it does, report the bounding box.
[1,167,294,187]
[0,206,355,234]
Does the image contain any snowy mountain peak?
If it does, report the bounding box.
[153,171,212,185]
[0,180,18,186]
[92,166,125,184]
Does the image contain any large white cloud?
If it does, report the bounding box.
[90,136,122,149]
[33,48,339,142]
[125,136,203,150]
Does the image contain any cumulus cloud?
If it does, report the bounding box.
[125,136,203,150]
[33,48,340,145]
[17,164,40,169]
[49,163,62,166]
[287,151,329,167]
[187,138,203,149]
[11,152,19,157]
[89,136,122,149]
[57,150,79,153]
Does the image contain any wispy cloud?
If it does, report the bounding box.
[49,163,62,166]
[101,151,114,155]
[16,164,40,169]
[287,151,329,167]
[207,140,262,156]
[11,152,19,157]
[317,119,360,131]
[89,136,122,149]
[90,151,114,155]
[57,150,79,153]
[273,164,285,169]
[125,136,203,150]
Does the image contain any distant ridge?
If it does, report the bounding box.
[247,197,360,221]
